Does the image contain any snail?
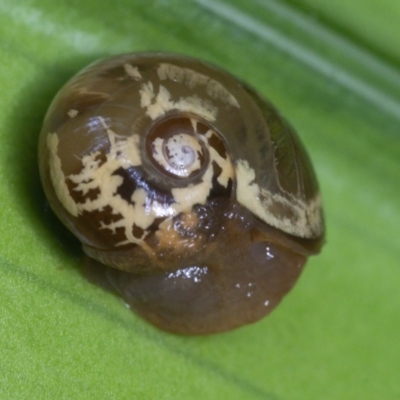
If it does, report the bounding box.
[38,52,324,335]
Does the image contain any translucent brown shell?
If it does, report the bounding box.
[38,52,324,335]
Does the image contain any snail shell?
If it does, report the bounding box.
[38,53,324,335]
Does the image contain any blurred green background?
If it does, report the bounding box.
[0,1,399,399]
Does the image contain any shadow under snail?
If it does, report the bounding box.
[38,52,324,335]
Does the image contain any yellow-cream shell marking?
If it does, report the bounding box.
[40,53,323,253]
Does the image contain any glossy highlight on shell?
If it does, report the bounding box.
[38,52,324,335]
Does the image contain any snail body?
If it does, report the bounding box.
[38,53,324,334]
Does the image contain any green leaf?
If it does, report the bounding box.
[1,1,399,399]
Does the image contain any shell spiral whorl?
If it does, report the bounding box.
[39,52,324,334]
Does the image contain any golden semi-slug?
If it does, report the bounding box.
[38,52,324,335]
